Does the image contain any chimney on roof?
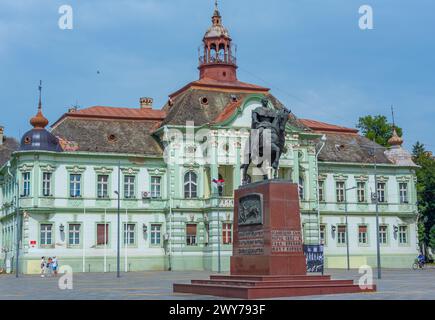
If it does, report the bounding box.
[0,126,4,146]
[140,97,153,109]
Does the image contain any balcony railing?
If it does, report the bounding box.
[199,54,237,66]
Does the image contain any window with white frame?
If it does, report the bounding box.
[379,225,388,244]
[68,224,81,246]
[320,224,326,245]
[299,177,305,200]
[399,226,408,244]
[97,175,109,198]
[318,180,325,202]
[377,182,386,203]
[123,223,135,246]
[40,224,53,246]
[336,182,345,203]
[399,183,408,204]
[337,225,346,244]
[357,182,366,203]
[358,225,368,244]
[222,223,232,245]
[22,172,31,197]
[70,174,82,198]
[150,224,162,245]
[184,172,197,199]
[186,224,197,246]
[96,223,109,246]
[124,175,135,199]
[42,172,52,197]
[151,176,161,198]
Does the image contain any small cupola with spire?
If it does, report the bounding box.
[20,81,62,152]
[198,0,238,82]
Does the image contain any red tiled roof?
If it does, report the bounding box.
[299,119,359,134]
[213,99,244,123]
[169,78,269,99]
[52,106,166,128]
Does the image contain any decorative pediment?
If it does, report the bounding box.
[333,174,348,181]
[39,164,57,173]
[318,174,328,181]
[122,167,140,175]
[94,166,113,174]
[18,164,34,172]
[396,175,411,183]
[376,176,390,183]
[355,175,369,182]
[66,165,86,173]
[147,168,167,176]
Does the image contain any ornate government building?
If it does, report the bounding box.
[0,4,418,274]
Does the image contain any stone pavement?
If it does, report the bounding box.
[0,268,434,300]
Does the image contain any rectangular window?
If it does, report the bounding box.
[123,224,135,246]
[151,176,161,198]
[70,174,82,198]
[22,172,31,197]
[97,175,109,198]
[150,224,162,246]
[40,224,52,246]
[68,224,81,246]
[379,225,388,245]
[124,175,135,199]
[399,226,408,244]
[357,182,366,203]
[337,225,346,244]
[377,182,386,203]
[336,182,345,203]
[42,172,52,197]
[358,225,368,244]
[320,224,326,245]
[96,223,109,246]
[399,183,408,204]
[186,224,197,246]
[318,181,325,202]
[222,223,232,245]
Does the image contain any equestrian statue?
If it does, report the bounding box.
[241,97,290,185]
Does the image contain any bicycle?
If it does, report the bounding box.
[412,259,425,270]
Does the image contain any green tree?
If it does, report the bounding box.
[357,115,403,147]
[412,142,435,252]
[430,225,435,250]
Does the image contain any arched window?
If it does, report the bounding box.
[184,172,198,199]
[299,176,305,200]
[218,43,226,62]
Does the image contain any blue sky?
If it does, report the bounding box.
[0,0,434,151]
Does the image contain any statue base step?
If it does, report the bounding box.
[173,274,376,299]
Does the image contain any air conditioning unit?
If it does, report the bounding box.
[141,191,150,199]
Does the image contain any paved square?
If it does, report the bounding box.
[0,268,433,300]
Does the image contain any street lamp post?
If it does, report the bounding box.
[372,153,382,279]
[344,186,357,271]
[361,144,383,279]
[116,161,121,278]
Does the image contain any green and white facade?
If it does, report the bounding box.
[0,6,419,274]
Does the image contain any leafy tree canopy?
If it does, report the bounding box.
[357,115,403,147]
[412,142,435,251]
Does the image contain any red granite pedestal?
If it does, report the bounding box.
[173,180,376,299]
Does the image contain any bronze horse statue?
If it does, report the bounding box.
[241,98,290,184]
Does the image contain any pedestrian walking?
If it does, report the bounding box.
[40,257,46,278]
[52,256,58,277]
